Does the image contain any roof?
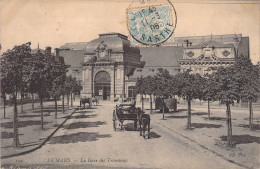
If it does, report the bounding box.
[139,46,183,67]
[85,33,140,54]
[174,34,242,46]
[237,37,249,57]
[99,32,128,40]
[129,46,183,79]
[31,48,45,54]
[60,50,85,68]
[60,42,88,50]
[185,40,234,49]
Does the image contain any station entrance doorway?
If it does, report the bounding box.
[94,71,111,100]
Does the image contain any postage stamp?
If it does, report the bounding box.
[127,3,177,46]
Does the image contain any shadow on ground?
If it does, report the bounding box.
[18,114,52,118]
[191,123,223,128]
[175,109,189,112]
[124,123,138,131]
[32,109,60,114]
[220,135,260,145]
[237,124,260,131]
[78,107,97,110]
[166,115,188,119]
[204,117,226,121]
[60,121,106,130]
[1,121,49,129]
[67,114,98,119]
[149,132,161,139]
[1,132,24,139]
[244,117,260,120]
[192,112,208,116]
[48,132,111,144]
[77,110,95,114]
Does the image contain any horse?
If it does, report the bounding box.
[80,97,92,109]
[136,108,150,139]
[92,97,99,106]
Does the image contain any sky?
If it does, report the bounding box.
[0,0,259,64]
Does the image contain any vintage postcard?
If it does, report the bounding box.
[0,0,259,169]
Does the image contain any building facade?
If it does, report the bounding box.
[81,33,143,101]
[178,34,249,75]
[60,33,250,101]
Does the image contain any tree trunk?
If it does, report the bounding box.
[226,103,233,147]
[150,94,152,114]
[3,94,6,119]
[54,97,57,118]
[40,96,44,129]
[162,100,165,120]
[67,94,69,110]
[208,100,211,120]
[31,93,34,110]
[20,93,23,113]
[141,94,144,111]
[249,100,253,130]
[187,99,191,128]
[12,93,20,148]
[62,95,65,113]
[71,92,73,107]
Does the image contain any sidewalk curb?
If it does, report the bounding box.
[155,121,251,169]
[1,107,79,159]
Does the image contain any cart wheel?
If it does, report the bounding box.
[113,110,117,131]
[134,121,137,130]
[113,119,117,131]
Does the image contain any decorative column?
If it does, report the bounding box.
[123,64,126,98]
[91,65,94,97]
[110,64,115,100]
[82,68,85,93]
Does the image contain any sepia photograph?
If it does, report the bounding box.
[0,0,259,168]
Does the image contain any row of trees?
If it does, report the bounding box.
[135,56,260,147]
[0,43,82,148]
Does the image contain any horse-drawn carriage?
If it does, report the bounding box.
[80,97,99,108]
[113,102,151,138]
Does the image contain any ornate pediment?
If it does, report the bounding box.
[95,41,112,61]
[187,51,194,57]
[222,50,230,57]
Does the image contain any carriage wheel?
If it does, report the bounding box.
[134,121,137,130]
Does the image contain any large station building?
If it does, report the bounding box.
[60,33,249,101]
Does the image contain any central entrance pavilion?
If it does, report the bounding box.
[81,33,144,101]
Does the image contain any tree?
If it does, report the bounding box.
[64,76,74,110]
[212,66,240,147]
[135,76,145,110]
[175,71,203,128]
[232,57,260,130]
[71,78,82,107]
[1,76,9,119]
[153,68,172,119]
[144,75,155,114]
[201,74,219,119]
[0,42,31,148]
[23,49,54,129]
[48,62,67,118]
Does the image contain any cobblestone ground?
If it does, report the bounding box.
[1,101,246,169]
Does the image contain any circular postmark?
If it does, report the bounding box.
[127,1,177,46]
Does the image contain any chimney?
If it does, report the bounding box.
[55,48,60,62]
[45,46,52,55]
